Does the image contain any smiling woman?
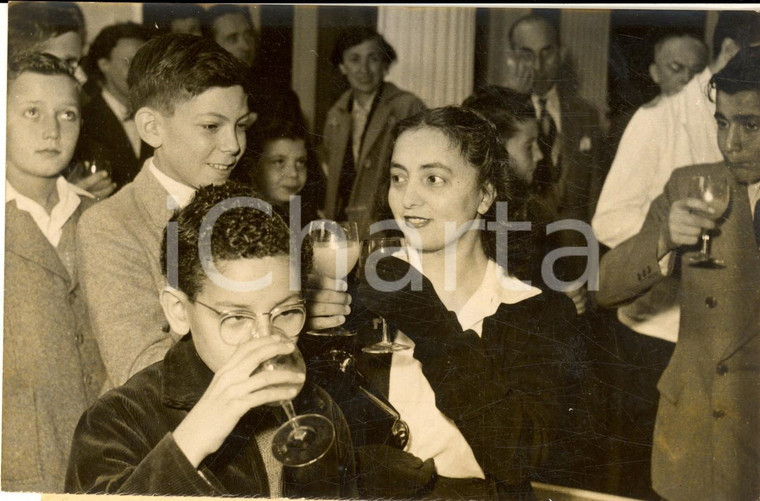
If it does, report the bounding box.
[321,27,425,230]
[324,106,589,499]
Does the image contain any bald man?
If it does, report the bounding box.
[649,33,708,99]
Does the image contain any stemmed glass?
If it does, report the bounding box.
[688,175,730,268]
[359,236,411,354]
[208,300,336,466]
[306,221,361,337]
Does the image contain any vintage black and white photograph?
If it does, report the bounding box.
[2,3,760,501]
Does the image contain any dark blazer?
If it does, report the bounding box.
[66,334,356,498]
[538,88,605,282]
[74,91,152,190]
[556,88,606,226]
[3,197,107,492]
[597,162,760,501]
[321,82,425,230]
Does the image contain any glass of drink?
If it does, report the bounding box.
[198,298,336,467]
[306,220,361,337]
[688,175,730,268]
[359,236,411,354]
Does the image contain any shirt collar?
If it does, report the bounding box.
[148,157,197,209]
[101,87,130,121]
[352,89,379,115]
[6,176,92,247]
[397,249,542,336]
[457,259,542,335]
[749,180,760,217]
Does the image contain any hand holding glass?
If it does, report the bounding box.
[197,299,335,466]
[687,175,730,268]
[359,237,411,354]
[307,221,360,337]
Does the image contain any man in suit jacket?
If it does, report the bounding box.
[597,47,760,501]
[74,23,152,191]
[507,14,605,313]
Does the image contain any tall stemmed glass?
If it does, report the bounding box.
[306,221,361,337]
[360,236,411,354]
[210,300,336,466]
[688,175,730,268]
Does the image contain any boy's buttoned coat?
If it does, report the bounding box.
[3,198,107,492]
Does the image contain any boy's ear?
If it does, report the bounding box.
[160,287,191,336]
[135,106,163,149]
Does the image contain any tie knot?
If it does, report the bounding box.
[538,98,548,110]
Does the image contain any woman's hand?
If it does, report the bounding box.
[172,335,305,468]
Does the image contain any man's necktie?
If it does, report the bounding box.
[534,97,558,192]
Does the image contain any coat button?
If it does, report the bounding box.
[75,332,84,344]
[705,296,718,308]
[712,409,725,419]
[716,364,728,375]
[84,374,93,386]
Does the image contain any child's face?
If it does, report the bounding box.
[184,255,301,372]
[255,138,308,205]
[505,119,542,184]
[6,72,80,181]
[153,85,252,189]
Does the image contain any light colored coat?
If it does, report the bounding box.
[598,162,760,501]
[321,82,425,230]
[3,199,107,492]
[77,165,180,387]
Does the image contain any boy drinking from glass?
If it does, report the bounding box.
[66,182,356,497]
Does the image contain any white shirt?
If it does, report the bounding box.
[6,176,92,247]
[388,258,542,478]
[101,88,141,158]
[532,85,562,165]
[592,66,721,343]
[148,158,196,209]
[351,90,378,164]
[750,181,760,218]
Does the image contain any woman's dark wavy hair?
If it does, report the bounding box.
[161,182,312,300]
[330,27,397,68]
[379,106,513,261]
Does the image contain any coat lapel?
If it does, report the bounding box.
[131,163,177,231]
[5,202,71,283]
[358,83,398,167]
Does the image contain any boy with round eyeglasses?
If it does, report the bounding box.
[66,182,356,498]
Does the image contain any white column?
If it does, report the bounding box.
[378,6,477,108]
[291,5,319,130]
